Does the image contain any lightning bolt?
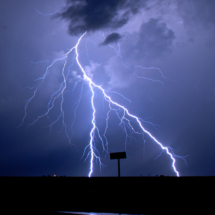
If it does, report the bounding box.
[20,31,185,177]
[34,8,58,16]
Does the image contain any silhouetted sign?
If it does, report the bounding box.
[110,152,126,159]
[110,152,126,177]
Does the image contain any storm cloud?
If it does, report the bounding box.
[57,0,149,35]
[104,18,176,90]
[136,18,176,59]
[177,0,215,27]
[176,0,215,45]
[100,33,123,46]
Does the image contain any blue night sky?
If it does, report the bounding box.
[0,0,215,177]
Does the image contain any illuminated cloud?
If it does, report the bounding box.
[105,18,176,89]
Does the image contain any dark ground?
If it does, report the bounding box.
[0,176,213,214]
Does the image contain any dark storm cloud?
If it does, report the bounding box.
[136,18,176,59]
[121,18,176,64]
[100,33,123,46]
[57,0,149,35]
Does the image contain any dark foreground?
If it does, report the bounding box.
[1,176,213,214]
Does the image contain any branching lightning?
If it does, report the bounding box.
[19,31,186,177]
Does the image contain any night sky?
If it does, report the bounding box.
[1,0,215,177]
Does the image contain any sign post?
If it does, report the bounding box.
[110,152,126,177]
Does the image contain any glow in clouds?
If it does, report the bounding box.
[20,32,183,177]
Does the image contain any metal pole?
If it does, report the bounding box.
[118,158,120,177]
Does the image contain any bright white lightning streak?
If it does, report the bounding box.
[75,32,180,177]
[21,31,181,177]
[17,89,37,128]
